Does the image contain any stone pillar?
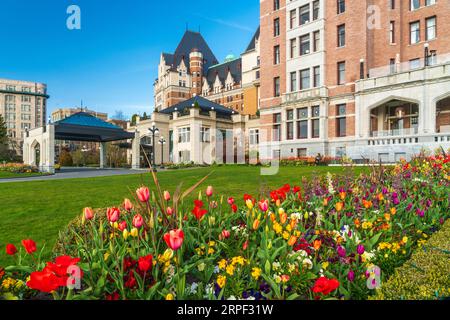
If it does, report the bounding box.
[131,131,141,169]
[100,142,107,169]
[42,125,55,174]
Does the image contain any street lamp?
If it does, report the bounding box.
[148,122,159,172]
[424,43,430,67]
[158,136,166,169]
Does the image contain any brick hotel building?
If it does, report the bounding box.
[259,0,450,162]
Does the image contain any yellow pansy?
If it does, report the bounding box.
[217,275,226,288]
[251,267,262,280]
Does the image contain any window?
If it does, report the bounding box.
[337,24,346,47]
[21,114,32,121]
[337,0,345,14]
[21,96,31,102]
[312,105,320,118]
[390,21,396,44]
[290,9,297,29]
[290,71,297,92]
[313,1,320,20]
[286,110,294,140]
[297,120,308,139]
[274,77,280,97]
[426,16,436,40]
[290,38,297,58]
[313,31,320,52]
[178,127,191,143]
[410,21,420,44]
[312,119,320,138]
[297,107,308,119]
[21,105,31,112]
[390,0,395,9]
[409,58,421,69]
[249,129,259,145]
[426,0,436,5]
[337,61,346,85]
[410,0,420,10]
[300,34,310,55]
[299,4,310,25]
[297,148,307,157]
[300,69,310,90]
[274,0,280,10]
[313,66,321,87]
[274,45,280,64]
[336,104,347,137]
[336,147,347,158]
[200,127,210,143]
[274,18,280,37]
[390,58,396,74]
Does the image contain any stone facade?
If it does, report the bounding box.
[0,78,48,152]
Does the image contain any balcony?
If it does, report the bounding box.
[283,86,328,104]
[370,127,418,138]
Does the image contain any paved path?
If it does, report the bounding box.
[0,167,152,183]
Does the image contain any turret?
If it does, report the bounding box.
[189,48,203,96]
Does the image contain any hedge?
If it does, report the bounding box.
[372,220,450,300]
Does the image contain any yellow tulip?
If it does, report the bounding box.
[123,229,129,240]
[130,227,139,237]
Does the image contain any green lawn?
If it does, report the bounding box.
[0,171,45,179]
[0,165,366,266]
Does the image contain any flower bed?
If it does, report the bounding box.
[0,163,39,174]
[1,155,449,300]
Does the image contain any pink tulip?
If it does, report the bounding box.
[107,207,120,223]
[258,200,269,212]
[132,214,144,229]
[206,186,213,197]
[123,198,133,211]
[227,197,235,205]
[136,187,150,203]
[84,207,94,220]
[163,229,184,251]
[164,191,171,201]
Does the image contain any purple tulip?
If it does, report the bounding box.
[347,270,355,282]
[393,197,400,205]
[337,246,347,258]
[416,209,425,217]
[357,244,365,255]
[440,218,444,225]
[406,203,413,211]
[382,187,388,195]
[426,199,432,208]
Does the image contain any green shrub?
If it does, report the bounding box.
[372,220,450,300]
[58,150,73,167]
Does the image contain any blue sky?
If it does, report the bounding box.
[0,0,259,119]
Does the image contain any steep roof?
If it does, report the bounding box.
[170,31,219,72]
[206,57,242,87]
[162,53,174,66]
[245,27,260,53]
[55,112,120,129]
[159,95,237,116]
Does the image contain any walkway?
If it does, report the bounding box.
[0,167,152,183]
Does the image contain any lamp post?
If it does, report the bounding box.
[424,43,430,67]
[158,136,166,169]
[148,122,159,172]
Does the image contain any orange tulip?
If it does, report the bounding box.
[313,239,322,251]
[280,212,288,224]
[335,202,344,212]
[123,199,133,211]
[339,192,346,200]
[323,198,329,206]
[288,235,298,246]
[253,219,260,230]
[390,207,397,215]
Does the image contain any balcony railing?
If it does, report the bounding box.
[370,127,418,138]
[283,86,328,104]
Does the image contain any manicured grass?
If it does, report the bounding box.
[0,171,45,179]
[0,165,367,266]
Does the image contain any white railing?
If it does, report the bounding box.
[371,127,418,137]
[283,86,328,103]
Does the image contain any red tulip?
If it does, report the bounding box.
[231,204,238,213]
[118,221,127,232]
[163,229,184,251]
[6,244,17,256]
[206,186,213,197]
[21,239,36,254]
[27,268,61,293]
[227,197,235,205]
[132,214,144,229]
[166,207,173,216]
[192,206,208,221]
[138,255,153,273]
[222,230,231,239]
[243,240,249,250]
[123,198,133,211]
[163,191,171,201]
[46,256,81,279]
[312,276,340,296]
[106,207,120,223]
[83,207,94,220]
[136,186,150,203]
